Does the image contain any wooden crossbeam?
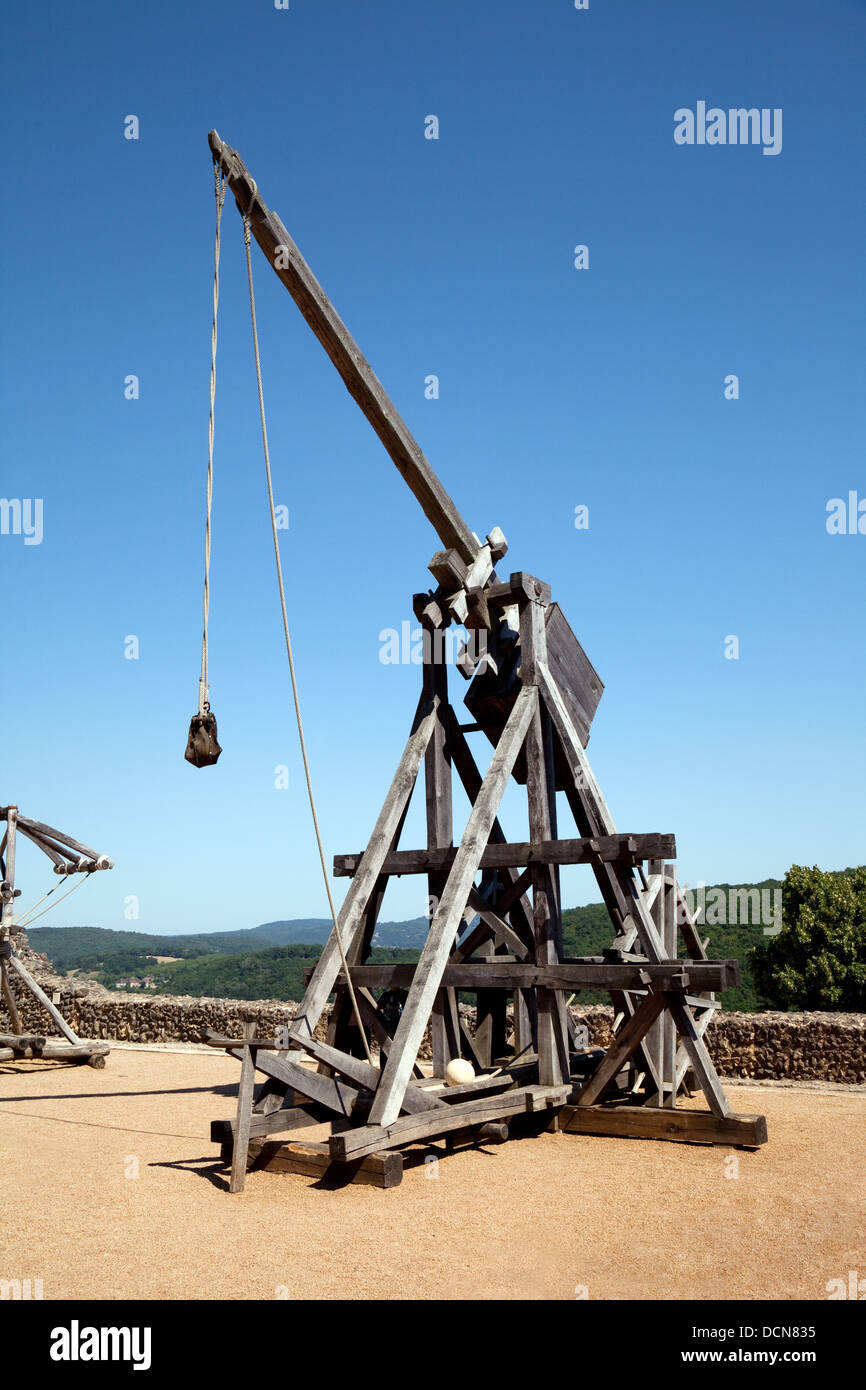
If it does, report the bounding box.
[326,961,739,991]
[333,832,676,878]
[229,1019,258,1194]
[331,1084,570,1162]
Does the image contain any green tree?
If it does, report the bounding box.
[750,865,866,1010]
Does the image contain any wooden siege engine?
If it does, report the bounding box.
[204,131,768,1191]
[0,806,112,1067]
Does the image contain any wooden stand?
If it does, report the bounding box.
[202,132,767,1189]
[0,806,112,1068]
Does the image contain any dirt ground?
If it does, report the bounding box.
[1,1048,862,1301]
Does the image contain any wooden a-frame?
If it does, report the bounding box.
[209,578,765,1188]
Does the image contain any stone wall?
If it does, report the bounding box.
[3,940,864,1083]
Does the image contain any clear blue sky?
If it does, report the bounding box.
[1,0,863,936]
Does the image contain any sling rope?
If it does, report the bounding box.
[13,871,92,931]
[198,166,228,716]
[242,211,372,1063]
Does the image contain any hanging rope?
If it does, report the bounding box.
[185,165,226,768]
[242,212,372,1064]
[199,166,227,715]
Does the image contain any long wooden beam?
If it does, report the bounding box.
[208,130,479,566]
[331,1083,569,1162]
[333,831,676,878]
[326,961,739,991]
[558,1105,768,1148]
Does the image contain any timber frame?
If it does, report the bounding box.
[204,132,767,1190]
[0,806,111,1067]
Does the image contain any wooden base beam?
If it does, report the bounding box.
[235,1136,404,1189]
[558,1104,768,1148]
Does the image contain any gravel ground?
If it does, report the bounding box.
[1,1049,862,1301]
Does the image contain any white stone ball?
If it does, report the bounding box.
[445,1058,476,1087]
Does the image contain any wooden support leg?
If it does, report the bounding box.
[643,858,666,1102]
[662,865,678,1106]
[230,1019,258,1195]
[424,648,457,1075]
[7,953,81,1044]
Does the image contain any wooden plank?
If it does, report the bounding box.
[246,1138,404,1189]
[208,131,479,566]
[330,961,738,990]
[285,1032,447,1114]
[289,694,436,1052]
[211,1103,329,1144]
[575,991,667,1107]
[229,1019,258,1195]
[227,1047,360,1118]
[332,1084,569,1161]
[333,832,677,878]
[368,686,539,1127]
[427,1072,517,1103]
[558,1105,768,1147]
[0,1039,109,1061]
